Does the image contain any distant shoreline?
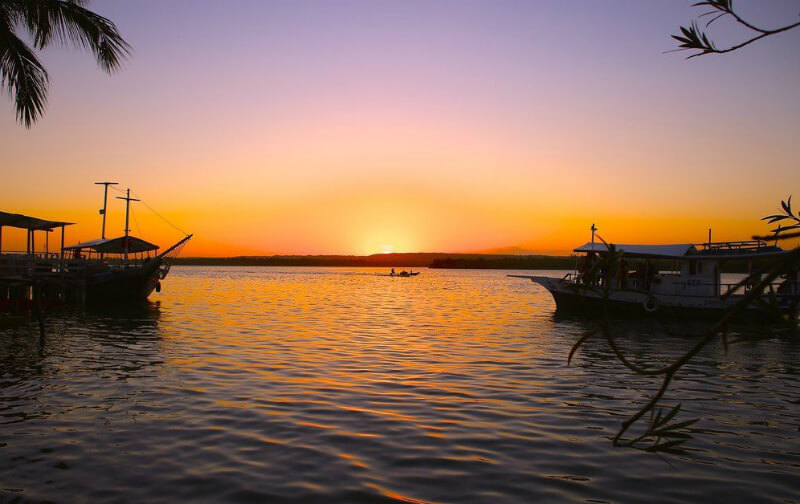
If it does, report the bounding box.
[171,253,576,270]
[171,252,752,272]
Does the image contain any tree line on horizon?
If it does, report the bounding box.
[170,252,760,272]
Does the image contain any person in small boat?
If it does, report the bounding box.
[391,268,396,276]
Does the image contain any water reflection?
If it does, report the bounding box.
[0,267,798,504]
[550,307,800,458]
[0,303,163,425]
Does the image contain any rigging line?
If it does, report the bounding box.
[104,184,188,236]
[129,189,189,237]
[131,205,142,237]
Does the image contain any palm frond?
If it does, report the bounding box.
[0,23,49,127]
[19,0,130,72]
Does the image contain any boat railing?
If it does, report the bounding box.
[562,271,799,297]
[699,240,770,252]
[94,257,152,267]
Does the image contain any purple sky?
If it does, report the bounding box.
[1,1,799,255]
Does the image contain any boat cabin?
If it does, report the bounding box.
[63,236,160,265]
[572,240,796,298]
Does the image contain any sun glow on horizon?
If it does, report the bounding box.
[0,2,798,257]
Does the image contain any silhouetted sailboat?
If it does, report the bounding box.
[63,184,191,303]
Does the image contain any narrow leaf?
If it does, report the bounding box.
[657,418,699,432]
[658,404,681,427]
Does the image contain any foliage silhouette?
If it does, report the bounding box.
[0,0,129,127]
[672,0,800,58]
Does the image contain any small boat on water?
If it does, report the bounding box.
[389,269,419,277]
[510,239,799,320]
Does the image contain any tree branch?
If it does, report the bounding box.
[673,1,800,58]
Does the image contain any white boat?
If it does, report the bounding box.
[510,240,799,320]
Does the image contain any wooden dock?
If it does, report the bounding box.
[0,210,86,315]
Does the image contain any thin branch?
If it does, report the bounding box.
[727,9,771,34]
[698,21,800,57]
[673,2,800,58]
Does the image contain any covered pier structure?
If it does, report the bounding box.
[0,210,81,313]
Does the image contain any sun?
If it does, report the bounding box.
[380,244,394,254]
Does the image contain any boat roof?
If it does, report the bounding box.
[574,243,695,259]
[574,241,788,260]
[64,236,159,253]
[0,210,73,231]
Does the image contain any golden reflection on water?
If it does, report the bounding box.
[2,267,799,504]
[161,268,558,400]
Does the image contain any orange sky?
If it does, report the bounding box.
[1,1,799,256]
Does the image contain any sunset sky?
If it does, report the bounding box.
[1,0,799,256]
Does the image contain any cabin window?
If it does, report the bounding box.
[689,260,696,275]
[697,262,703,274]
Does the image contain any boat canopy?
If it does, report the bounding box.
[0,210,73,231]
[574,243,696,259]
[64,236,159,254]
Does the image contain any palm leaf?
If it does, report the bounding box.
[0,0,130,126]
[19,0,130,72]
[0,25,49,127]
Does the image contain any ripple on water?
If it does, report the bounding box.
[1,267,799,504]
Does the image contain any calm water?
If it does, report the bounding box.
[1,267,799,503]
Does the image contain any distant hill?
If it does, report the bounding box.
[429,255,575,270]
[172,253,576,269]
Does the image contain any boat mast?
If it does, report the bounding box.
[95,181,118,239]
[590,223,597,247]
[116,188,140,266]
[95,181,118,260]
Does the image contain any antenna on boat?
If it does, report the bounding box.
[590,223,597,247]
[116,188,140,265]
[94,182,118,239]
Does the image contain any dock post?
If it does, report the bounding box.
[79,266,87,307]
[60,225,66,302]
[33,280,45,342]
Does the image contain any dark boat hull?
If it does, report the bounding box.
[84,258,164,303]
[548,290,782,321]
[511,275,798,322]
